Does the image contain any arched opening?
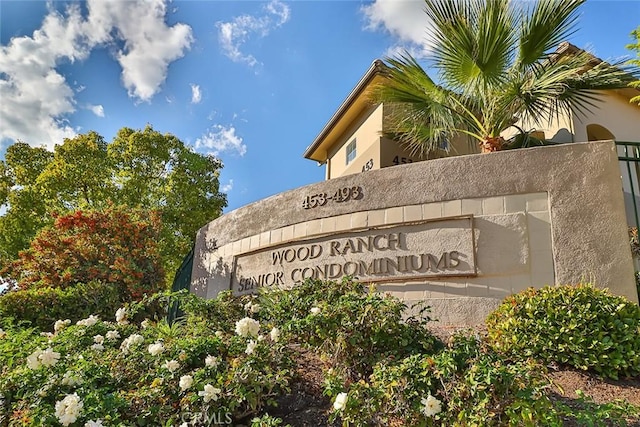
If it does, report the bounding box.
[586,124,616,141]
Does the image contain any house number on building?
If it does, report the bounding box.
[302,186,363,209]
[362,159,374,172]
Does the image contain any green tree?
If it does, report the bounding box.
[108,126,227,273]
[376,0,638,154]
[0,126,227,278]
[37,131,114,210]
[628,26,640,105]
[0,143,53,261]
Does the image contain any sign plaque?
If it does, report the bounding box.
[232,216,476,293]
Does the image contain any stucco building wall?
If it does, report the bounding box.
[572,91,640,142]
[192,141,637,324]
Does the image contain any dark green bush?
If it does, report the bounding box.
[486,284,640,379]
[0,281,123,331]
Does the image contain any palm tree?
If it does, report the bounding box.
[375,0,639,155]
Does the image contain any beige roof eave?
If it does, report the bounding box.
[303,60,386,162]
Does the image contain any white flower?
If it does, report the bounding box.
[245,301,261,314]
[257,334,265,342]
[141,319,151,329]
[115,307,128,325]
[27,349,43,369]
[198,384,222,403]
[76,315,99,327]
[39,348,61,367]
[310,307,321,315]
[270,327,280,342]
[421,394,442,417]
[179,375,193,391]
[215,330,224,338]
[61,371,83,386]
[148,342,165,356]
[93,335,104,344]
[54,319,71,333]
[91,343,104,351]
[54,393,83,426]
[120,333,144,354]
[333,392,348,411]
[245,340,257,355]
[40,332,54,338]
[235,317,260,337]
[163,360,180,372]
[85,420,104,427]
[0,328,5,339]
[205,355,219,368]
[106,330,120,341]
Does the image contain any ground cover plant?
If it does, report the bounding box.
[1,279,639,426]
[0,292,294,426]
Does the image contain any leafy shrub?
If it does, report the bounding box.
[486,284,640,379]
[335,332,561,426]
[0,292,294,426]
[3,278,639,426]
[260,277,441,380]
[2,207,165,300]
[0,281,123,331]
[177,289,246,333]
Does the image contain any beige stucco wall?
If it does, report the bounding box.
[325,102,480,178]
[327,104,384,178]
[192,141,637,325]
[503,90,640,144]
[572,91,640,142]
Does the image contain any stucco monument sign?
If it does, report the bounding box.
[191,141,638,324]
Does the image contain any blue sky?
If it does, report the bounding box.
[1,0,639,213]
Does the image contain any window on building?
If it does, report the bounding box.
[345,139,356,165]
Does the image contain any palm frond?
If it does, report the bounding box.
[373,53,475,155]
[425,0,516,93]
[512,51,638,126]
[517,0,585,68]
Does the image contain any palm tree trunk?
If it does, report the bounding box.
[480,136,504,153]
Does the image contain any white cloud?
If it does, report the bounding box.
[217,0,290,67]
[195,125,247,157]
[221,179,234,193]
[361,0,433,57]
[85,0,193,102]
[0,0,192,148]
[0,3,87,148]
[190,84,202,104]
[88,104,105,117]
